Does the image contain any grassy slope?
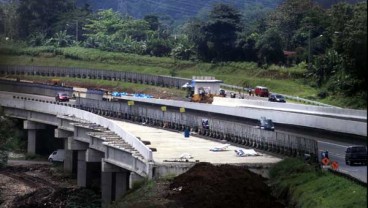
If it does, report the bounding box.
[269,158,367,208]
[0,45,365,108]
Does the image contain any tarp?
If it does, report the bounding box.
[235,149,261,157]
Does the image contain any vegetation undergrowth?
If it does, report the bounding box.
[269,158,367,208]
[109,179,167,208]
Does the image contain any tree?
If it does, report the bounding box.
[268,0,322,50]
[146,38,172,57]
[0,1,19,39]
[0,111,24,168]
[144,15,159,31]
[46,30,72,47]
[205,3,242,62]
[256,29,285,65]
[184,4,242,62]
[339,3,367,82]
[182,18,208,60]
[83,9,155,53]
[17,0,75,38]
[241,3,272,35]
[171,35,194,60]
[55,3,93,42]
[237,32,259,62]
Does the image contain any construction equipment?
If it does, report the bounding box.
[190,87,214,103]
[183,76,223,104]
[50,78,61,86]
[219,89,226,97]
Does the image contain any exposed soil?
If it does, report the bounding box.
[1,162,284,208]
[0,163,100,208]
[117,163,284,208]
[167,163,284,208]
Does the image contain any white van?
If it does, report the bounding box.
[48,149,65,162]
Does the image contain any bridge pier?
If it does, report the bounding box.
[101,160,130,207]
[129,172,145,189]
[54,129,74,173]
[23,120,46,154]
[77,149,103,188]
[66,137,88,174]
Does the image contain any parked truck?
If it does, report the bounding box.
[254,86,269,97]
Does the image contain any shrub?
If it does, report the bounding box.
[0,149,8,169]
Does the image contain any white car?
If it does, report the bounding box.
[48,149,65,162]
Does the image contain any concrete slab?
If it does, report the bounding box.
[112,120,282,165]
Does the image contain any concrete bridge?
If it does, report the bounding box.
[0,92,284,207]
[0,92,155,206]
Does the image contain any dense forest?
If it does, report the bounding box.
[0,0,366,105]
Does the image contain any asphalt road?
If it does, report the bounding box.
[318,139,367,183]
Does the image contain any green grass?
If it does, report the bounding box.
[270,158,367,208]
[110,180,162,208]
[0,44,366,109]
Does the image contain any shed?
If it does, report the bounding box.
[191,76,223,95]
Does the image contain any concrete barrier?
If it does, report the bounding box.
[0,65,190,89]
[213,97,365,117]
[113,96,367,137]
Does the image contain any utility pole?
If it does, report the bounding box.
[118,0,128,17]
[75,20,78,42]
[308,28,311,70]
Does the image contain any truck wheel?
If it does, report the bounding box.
[49,158,53,163]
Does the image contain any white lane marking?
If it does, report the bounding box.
[318,141,348,148]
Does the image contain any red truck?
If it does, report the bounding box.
[254,86,269,97]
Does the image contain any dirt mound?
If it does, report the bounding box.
[168,163,283,208]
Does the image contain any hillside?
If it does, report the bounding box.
[77,0,364,20]
[77,0,282,20]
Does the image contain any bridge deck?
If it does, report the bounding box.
[112,120,282,165]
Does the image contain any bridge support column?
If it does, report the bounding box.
[66,137,88,174]
[77,150,87,187]
[23,120,45,154]
[77,149,103,188]
[101,160,129,207]
[54,129,74,173]
[129,172,145,189]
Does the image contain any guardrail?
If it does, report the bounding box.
[327,168,367,186]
